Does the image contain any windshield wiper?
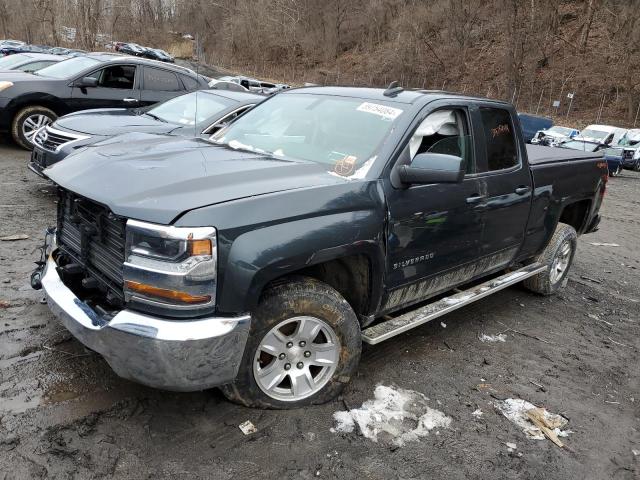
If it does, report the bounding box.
[144,112,168,123]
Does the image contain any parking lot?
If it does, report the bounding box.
[0,140,638,479]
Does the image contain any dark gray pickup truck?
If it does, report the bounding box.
[32,86,607,408]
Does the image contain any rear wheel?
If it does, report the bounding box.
[221,276,361,409]
[523,223,577,295]
[11,105,56,150]
[611,164,623,177]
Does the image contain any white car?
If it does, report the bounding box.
[531,125,580,147]
[575,124,627,146]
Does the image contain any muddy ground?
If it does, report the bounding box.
[0,139,638,479]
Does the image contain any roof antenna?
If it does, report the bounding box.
[383,81,404,98]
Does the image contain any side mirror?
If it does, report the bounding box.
[399,153,465,185]
[75,76,98,88]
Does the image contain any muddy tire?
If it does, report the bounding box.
[220,276,361,409]
[11,105,56,150]
[523,223,577,295]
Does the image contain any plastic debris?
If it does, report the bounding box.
[0,234,29,241]
[331,385,451,446]
[440,322,447,328]
[589,242,620,247]
[505,442,517,452]
[496,398,570,445]
[238,420,257,435]
[479,333,507,343]
[472,409,483,417]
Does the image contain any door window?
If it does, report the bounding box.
[95,65,136,89]
[143,67,182,91]
[409,109,474,174]
[479,107,518,171]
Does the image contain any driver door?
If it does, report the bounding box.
[382,106,485,312]
[70,64,140,111]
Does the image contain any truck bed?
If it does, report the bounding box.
[526,144,602,165]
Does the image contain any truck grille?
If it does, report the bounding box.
[34,127,80,152]
[57,188,126,300]
[623,149,635,160]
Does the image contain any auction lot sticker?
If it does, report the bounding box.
[357,102,403,120]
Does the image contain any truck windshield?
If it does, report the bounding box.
[212,93,404,167]
[547,126,573,136]
[579,128,609,141]
[35,57,101,79]
[145,91,231,126]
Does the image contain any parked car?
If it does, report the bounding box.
[0,54,209,149]
[518,112,553,143]
[209,75,281,94]
[142,48,174,63]
[575,124,627,146]
[530,125,579,146]
[118,43,147,56]
[209,79,251,92]
[33,86,607,408]
[0,53,66,74]
[615,128,640,171]
[29,89,264,176]
[601,147,625,176]
[0,40,25,48]
[48,47,87,57]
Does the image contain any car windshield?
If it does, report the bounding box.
[561,140,600,152]
[147,91,232,126]
[579,128,609,140]
[547,126,573,136]
[617,130,640,146]
[0,53,29,69]
[36,56,101,79]
[212,93,404,167]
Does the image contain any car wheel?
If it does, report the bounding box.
[635,161,640,172]
[220,276,361,409]
[11,106,56,150]
[523,223,577,296]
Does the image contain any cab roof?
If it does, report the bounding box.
[285,85,511,108]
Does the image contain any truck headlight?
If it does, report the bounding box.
[634,149,640,160]
[124,219,217,316]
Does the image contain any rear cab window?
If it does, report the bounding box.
[479,107,519,172]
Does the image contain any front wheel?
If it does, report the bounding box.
[610,164,622,177]
[221,276,361,409]
[11,105,56,150]
[523,223,577,296]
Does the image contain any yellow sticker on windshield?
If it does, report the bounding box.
[357,102,403,120]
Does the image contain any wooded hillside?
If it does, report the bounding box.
[1,0,639,126]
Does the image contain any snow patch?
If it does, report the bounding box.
[479,333,507,343]
[496,398,570,440]
[331,385,451,446]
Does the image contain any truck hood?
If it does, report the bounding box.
[45,134,350,224]
[55,109,179,136]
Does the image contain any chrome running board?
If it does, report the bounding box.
[362,263,546,345]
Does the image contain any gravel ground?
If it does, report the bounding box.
[0,140,638,479]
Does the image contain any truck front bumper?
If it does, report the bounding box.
[41,254,251,392]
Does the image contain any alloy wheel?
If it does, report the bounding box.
[549,239,572,285]
[253,316,340,402]
[22,114,52,143]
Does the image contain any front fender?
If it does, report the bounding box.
[219,209,386,313]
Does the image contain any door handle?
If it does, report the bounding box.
[123,98,138,103]
[514,185,531,195]
[466,195,485,205]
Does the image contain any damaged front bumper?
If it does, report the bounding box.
[40,248,251,392]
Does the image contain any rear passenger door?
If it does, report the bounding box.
[473,106,533,271]
[140,66,185,106]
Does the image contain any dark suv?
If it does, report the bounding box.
[0,54,209,149]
